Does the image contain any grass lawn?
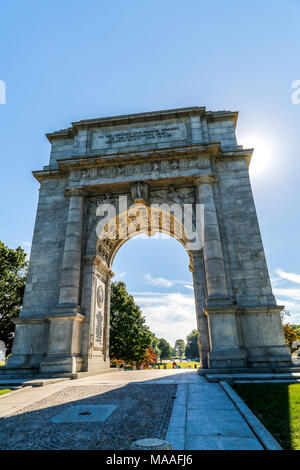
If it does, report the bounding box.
[235,383,300,450]
[0,389,11,395]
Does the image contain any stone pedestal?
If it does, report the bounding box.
[40,310,85,374]
[238,306,292,368]
[6,317,48,369]
[205,305,247,368]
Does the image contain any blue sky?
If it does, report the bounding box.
[1,0,300,344]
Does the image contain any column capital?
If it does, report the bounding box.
[190,249,204,259]
[193,175,217,186]
[65,187,87,198]
[83,254,115,279]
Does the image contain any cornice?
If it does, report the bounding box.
[45,106,238,142]
[32,144,252,182]
[237,305,284,315]
[204,110,238,128]
[58,143,221,169]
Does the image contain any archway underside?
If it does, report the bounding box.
[96,205,195,271]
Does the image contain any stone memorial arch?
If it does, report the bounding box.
[6,106,291,375]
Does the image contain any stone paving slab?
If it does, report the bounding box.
[187,398,236,410]
[165,372,264,450]
[185,436,263,450]
[186,419,254,437]
[187,408,243,422]
[51,404,119,423]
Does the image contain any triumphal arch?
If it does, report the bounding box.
[7,106,291,374]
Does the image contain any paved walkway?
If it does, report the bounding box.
[0,369,263,450]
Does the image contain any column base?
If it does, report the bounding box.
[238,305,292,368]
[6,353,43,369]
[246,345,292,369]
[40,354,83,374]
[205,303,246,368]
[208,347,247,369]
[199,354,209,369]
[40,308,85,374]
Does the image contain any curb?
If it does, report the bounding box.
[220,380,282,450]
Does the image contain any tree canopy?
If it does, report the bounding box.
[150,334,161,357]
[174,339,185,359]
[283,324,300,349]
[0,242,27,354]
[280,310,300,349]
[109,281,153,365]
[157,337,172,360]
[185,329,199,358]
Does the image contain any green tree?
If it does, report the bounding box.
[0,242,27,354]
[185,329,199,358]
[280,310,300,349]
[109,281,153,365]
[157,338,172,360]
[174,339,185,359]
[150,334,161,358]
[283,324,300,349]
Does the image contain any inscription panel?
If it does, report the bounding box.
[91,123,188,150]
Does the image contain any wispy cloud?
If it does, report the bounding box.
[273,288,300,302]
[144,273,193,290]
[275,268,300,285]
[270,275,284,288]
[272,268,300,323]
[132,291,196,345]
[144,273,173,288]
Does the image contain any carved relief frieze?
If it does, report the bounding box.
[70,156,210,181]
[149,186,196,205]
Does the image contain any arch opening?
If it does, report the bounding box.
[110,233,200,365]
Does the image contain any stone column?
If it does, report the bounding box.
[194,176,246,368]
[191,250,210,368]
[194,176,229,303]
[40,187,86,374]
[58,188,86,306]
